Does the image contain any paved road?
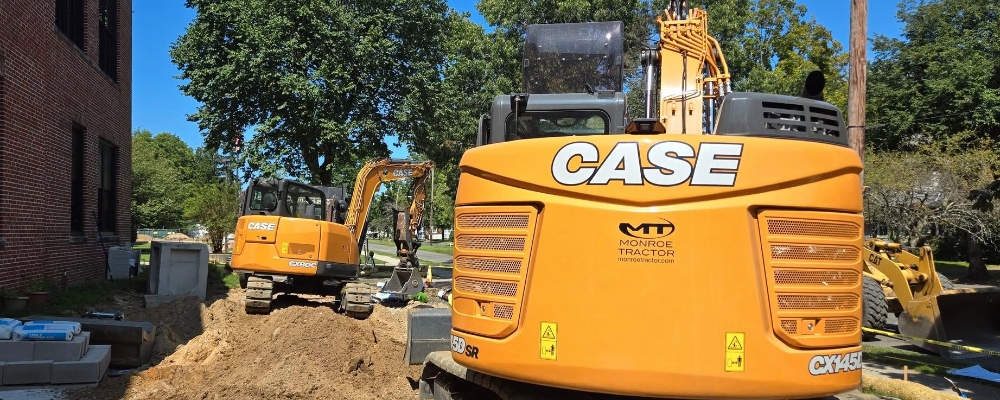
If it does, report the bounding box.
[365,243,453,265]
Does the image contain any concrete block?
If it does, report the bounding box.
[148,241,209,301]
[20,316,155,369]
[79,331,90,349]
[33,335,87,361]
[51,345,111,384]
[0,339,34,362]
[0,361,4,384]
[2,360,52,385]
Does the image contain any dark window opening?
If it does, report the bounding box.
[97,140,117,233]
[71,124,86,233]
[98,0,118,81]
[504,110,611,141]
[55,0,85,50]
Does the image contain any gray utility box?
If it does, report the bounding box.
[107,246,134,280]
[148,241,209,301]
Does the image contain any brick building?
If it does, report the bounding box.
[0,0,132,289]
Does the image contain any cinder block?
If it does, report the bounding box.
[34,335,87,361]
[0,340,34,362]
[0,361,5,384]
[79,331,91,349]
[51,345,111,384]
[2,360,52,385]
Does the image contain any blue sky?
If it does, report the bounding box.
[132,0,905,155]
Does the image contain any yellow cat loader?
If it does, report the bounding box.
[231,157,433,317]
[405,5,868,399]
[860,239,1000,358]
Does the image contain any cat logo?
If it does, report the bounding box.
[551,141,743,187]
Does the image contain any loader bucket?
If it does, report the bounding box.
[896,287,1000,359]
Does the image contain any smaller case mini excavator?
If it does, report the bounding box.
[230,157,433,317]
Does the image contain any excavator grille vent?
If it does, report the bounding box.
[758,210,863,349]
[766,219,860,239]
[457,214,530,229]
[770,244,859,261]
[781,320,798,335]
[824,318,858,334]
[451,205,537,337]
[455,277,518,298]
[776,294,858,311]
[455,256,522,274]
[493,304,514,320]
[457,235,526,252]
[773,269,859,286]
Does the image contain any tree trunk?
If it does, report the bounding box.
[967,231,990,281]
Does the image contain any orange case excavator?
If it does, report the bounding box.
[405,4,865,399]
[230,157,433,318]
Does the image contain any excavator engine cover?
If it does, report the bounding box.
[897,288,1000,358]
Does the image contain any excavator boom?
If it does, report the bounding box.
[342,157,434,252]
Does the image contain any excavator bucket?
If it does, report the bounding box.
[896,287,1000,359]
[375,209,429,303]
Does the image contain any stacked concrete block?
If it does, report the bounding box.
[0,319,110,387]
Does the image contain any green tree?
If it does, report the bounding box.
[867,0,1000,151]
[170,0,453,185]
[185,181,242,253]
[132,131,187,229]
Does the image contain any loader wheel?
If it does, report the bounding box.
[338,283,376,320]
[861,275,888,341]
[937,272,956,290]
[244,275,274,315]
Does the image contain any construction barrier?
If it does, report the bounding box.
[862,327,1000,357]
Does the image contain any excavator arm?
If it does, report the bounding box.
[341,157,435,254]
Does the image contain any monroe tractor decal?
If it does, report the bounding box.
[808,351,862,376]
[551,141,743,187]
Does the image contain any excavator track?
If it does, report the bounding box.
[339,282,376,319]
[244,276,274,315]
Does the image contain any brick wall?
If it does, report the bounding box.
[0,0,132,290]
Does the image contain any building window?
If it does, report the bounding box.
[97,140,117,234]
[71,124,86,234]
[98,0,118,81]
[55,0,85,50]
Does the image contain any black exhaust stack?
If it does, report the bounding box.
[800,70,826,101]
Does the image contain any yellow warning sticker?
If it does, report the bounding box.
[281,242,289,254]
[725,332,745,372]
[540,322,557,360]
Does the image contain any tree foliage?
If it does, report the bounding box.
[132,130,187,229]
[185,181,242,252]
[867,0,1000,151]
[170,0,453,185]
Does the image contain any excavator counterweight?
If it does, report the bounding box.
[405,4,866,399]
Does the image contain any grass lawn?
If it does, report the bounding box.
[369,239,454,256]
[0,262,239,319]
[933,260,1000,285]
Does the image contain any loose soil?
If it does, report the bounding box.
[63,288,448,400]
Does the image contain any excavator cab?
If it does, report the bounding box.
[242,178,326,221]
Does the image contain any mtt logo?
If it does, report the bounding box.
[392,168,414,177]
[619,218,675,239]
[551,141,743,187]
[808,350,862,376]
[288,261,317,268]
[247,222,277,231]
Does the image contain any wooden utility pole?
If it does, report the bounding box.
[848,0,867,181]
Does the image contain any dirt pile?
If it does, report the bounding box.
[66,289,448,400]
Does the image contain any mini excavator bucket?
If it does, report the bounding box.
[378,209,426,301]
[867,239,1000,358]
